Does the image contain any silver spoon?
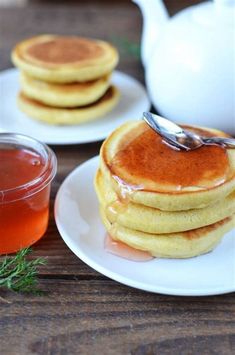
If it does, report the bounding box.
[143,112,235,151]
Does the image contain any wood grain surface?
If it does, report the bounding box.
[0,1,234,354]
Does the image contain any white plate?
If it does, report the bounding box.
[0,68,150,144]
[55,156,235,296]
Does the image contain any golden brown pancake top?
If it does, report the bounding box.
[25,37,105,64]
[109,122,230,191]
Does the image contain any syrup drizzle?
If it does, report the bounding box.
[112,175,144,199]
[106,175,144,221]
[104,234,153,262]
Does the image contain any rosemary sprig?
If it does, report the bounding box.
[0,248,46,294]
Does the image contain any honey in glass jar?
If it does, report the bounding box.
[0,133,57,254]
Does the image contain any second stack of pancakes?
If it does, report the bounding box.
[95,120,235,258]
[12,35,119,125]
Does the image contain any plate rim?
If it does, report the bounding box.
[0,68,151,145]
[55,156,235,296]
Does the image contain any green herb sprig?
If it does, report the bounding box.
[0,248,46,294]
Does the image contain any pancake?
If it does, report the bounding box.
[20,72,111,107]
[18,86,120,125]
[95,169,235,234]
[100,120,235,211]
[12,35,119,83]
[100,209,235,258]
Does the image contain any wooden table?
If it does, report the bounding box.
[0,2,234,354]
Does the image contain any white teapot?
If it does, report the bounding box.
[133,0,235,134]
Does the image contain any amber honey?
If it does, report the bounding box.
[110,123,229,191]
[0,134,57,254]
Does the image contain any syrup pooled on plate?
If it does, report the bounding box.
[0,148,51,254]
[104,234,154,262]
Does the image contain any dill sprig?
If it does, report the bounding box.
[0,248,46,294]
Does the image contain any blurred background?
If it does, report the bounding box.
[0,0,203,76]
[0,0,203,9]
[1,0,233,134]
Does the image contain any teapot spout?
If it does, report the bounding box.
[133,0,169,66]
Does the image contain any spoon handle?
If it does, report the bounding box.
[203,137,235,149]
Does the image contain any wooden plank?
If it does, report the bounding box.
[0,280,235,355]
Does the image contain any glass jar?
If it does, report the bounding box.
[0,133,57,254]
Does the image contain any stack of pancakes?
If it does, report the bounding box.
[95,120,235,258]
[11,35,119,125]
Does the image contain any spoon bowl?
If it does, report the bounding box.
[143,112,235,151]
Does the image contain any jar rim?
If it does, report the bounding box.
[0,133,57,203]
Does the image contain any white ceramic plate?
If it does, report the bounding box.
[0,68,150,144]
[55,156,235,296]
